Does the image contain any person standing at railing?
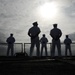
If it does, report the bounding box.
[50,24,62,57]
[6,33,15,56]
[64,35,72,56]
[28,21,41,57]
[40,34,48,56]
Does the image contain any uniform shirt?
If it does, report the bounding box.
[40,37,48,44]
[6,36,15,44]
[50,28,62,40]
[64,38,72,45]
[28,26,41,37]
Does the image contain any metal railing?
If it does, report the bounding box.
[24,42,75,56]
[0,42,75,56]
[24,43,51,53]
[0,43,23,56]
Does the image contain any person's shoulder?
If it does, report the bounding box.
[7,37,9,40]
[50,28,54,31]
[68,38,71,40]
[36,27,41,31]
[57,28,62,32]
[12,37,15,39]
[28,27,34,31]
[30,26,34,29]
[7,37,10,39]
[57,28,61,30]
[37,26,40,29]
[64,38,67,41]
[12,37,15,38]
[45,37,48,39]
[42,37,44,39]
[66,38,71,41]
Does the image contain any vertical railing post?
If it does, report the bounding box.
[21,43,23,53]
[50,43,52,56]
[24,43,25,53]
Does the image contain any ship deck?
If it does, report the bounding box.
[0,56,75,75]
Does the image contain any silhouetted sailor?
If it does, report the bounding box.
[50,24,62,57]
[6,33,15,56]
[40,34,48,56]
[28,22,41,56]
[64,35,72,56]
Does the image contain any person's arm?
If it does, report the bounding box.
[70,39,72,44]
[50,31,55,40]
[46,38,48,43]
[14,38,15,43]
[31,28,41,39]
[36,31,41,37]
[64,39,66,44]
[40,38,42,43]
[28,29,31,37]
[50,30,53,38]
[59,30,62,38]
[6,38,8,43]
[55,30,62,40]
[36,28,41,37]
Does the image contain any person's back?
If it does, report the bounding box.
[64,37,72,45]
[40,35,48,46]
[7,36,15,44]
[29,26,40,37]
[50,27,62,41]
[40,34,48,56]
[64,35,72,56]
[28,22,40,40]
[28,22,41,56]
[50,24,62,57]
[6,34,15,56]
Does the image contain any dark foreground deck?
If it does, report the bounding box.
[0,56,75,75]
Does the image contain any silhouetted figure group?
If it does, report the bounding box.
[28,22,72,57]
[6,21,72,57]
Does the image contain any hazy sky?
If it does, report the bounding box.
[0,0,75,43]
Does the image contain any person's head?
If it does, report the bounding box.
[33,21,38,26]
[10,33,13,37]
[66,35,68,38]
[53,24,57,28]
[43,34,45,37]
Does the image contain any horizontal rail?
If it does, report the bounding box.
[0,43,23,54]
[24,42,75,56]
[0,42,75,56]
[0,43,23,44]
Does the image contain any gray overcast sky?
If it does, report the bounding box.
[0,0,75,43]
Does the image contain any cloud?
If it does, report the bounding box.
[0,0,75,43]
[69,32,75,41]
[57,0,75,17]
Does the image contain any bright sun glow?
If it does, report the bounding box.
[39,2,58,19]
